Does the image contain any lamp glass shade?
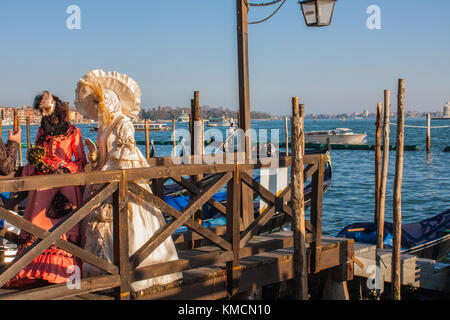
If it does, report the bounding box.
[300,0,336,27]
[301,1,317,25]
[317,0,335,26]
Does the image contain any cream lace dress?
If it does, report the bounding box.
[81,112,182,292]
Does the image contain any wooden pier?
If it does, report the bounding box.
[353,243,450,295]
[0,151,354,300]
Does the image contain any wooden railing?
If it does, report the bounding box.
[0,151,327,300]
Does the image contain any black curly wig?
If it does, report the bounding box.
[33,91,70,139]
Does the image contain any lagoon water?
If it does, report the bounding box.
[3,118,449,236]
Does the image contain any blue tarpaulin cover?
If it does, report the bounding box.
[337,209,450,249]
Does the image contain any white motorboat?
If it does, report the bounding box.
[177,112,189,122]
[305,128,367,145]
[133,121,170,131]
[206,116,235,127]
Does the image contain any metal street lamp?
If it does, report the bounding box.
[299,0,337,27]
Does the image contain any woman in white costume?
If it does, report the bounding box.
[74,70,182,293]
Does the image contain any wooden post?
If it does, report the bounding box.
[63,102,70,122]
[291,97,308,300]
[172,119,176,154]
[377,90,390,249]
[236,0,254,229]
[113,171,131,300]
[226,165,241,297]
[26,116,31,151]
[374,103,382,224]
[426,113,431,154]
[145,119,150,159]
[392,79,405,300]
[285,116,289,156]
[13,110,21,167]
[190,91,203,248]
[311,153,324,274]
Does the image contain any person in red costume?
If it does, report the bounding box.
[5,91,87,289]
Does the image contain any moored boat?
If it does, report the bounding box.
[305,128,367,145]
[206,116,235,127]
[337,209,450,261]
[90,121,170,132]
[133,121,170,131]
[177,112,189,122]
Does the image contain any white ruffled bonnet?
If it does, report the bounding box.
[74,69,142,121]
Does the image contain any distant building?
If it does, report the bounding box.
[68,109,84,123]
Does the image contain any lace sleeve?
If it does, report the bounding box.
[107,117,141,163]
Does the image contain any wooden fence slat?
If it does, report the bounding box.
[0,154,324,194]
[129,172,233,269]
[113,171,131,300]
[304,163,318,181]
[0,182,117,288]
[128,182,232,251]
[0,170,121,193]
[170,176,227,215]
[240,204,276,248]
[131,250,234,283]
[226,168,241,297]
[240,171,277,206]
[0,206,118,275]
[0,274,121,300]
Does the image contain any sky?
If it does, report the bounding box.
[0,0,449,115]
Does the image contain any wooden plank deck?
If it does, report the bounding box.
[131,232,353,300]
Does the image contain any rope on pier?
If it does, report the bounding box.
[391,123,450,129]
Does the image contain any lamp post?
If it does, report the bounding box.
[235,0,337,300]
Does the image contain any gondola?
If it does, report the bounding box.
[163,149,333,236]
[337,209,450,261]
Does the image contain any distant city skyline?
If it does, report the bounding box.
[0,1,449,115]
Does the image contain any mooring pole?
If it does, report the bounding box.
[172,119,176,155]
[374,102,382,225]
[26,116,31,151]
[426,113,431,154]
[285,116,289,156]
[392,79,405,300]
[13,110,21,167]
[145,119,150,159]
[63,102,70,122]
[190,91,203,247]
[291,97,308,300]
[377,90,390,249]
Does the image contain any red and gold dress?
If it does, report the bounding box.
[5,124,87,288]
